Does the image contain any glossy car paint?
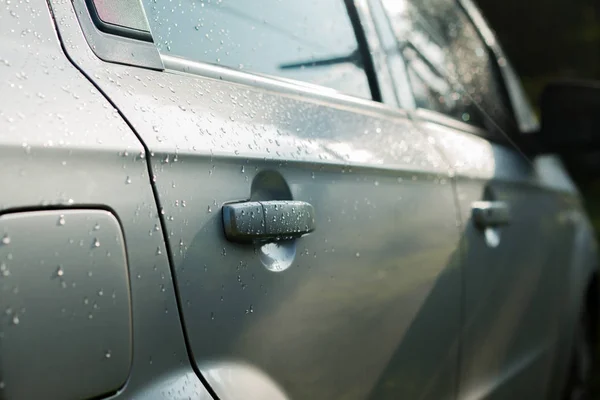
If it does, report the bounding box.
[0,210,131,399]
[416,111,589,399]
[0,3,211,399]
[0,0,597,399]
[49,2,464,399]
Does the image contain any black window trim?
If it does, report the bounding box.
[344,0,383,102]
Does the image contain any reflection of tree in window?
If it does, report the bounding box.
[380,0,490,128]
[403,47,455,113]
[411,0,517,131]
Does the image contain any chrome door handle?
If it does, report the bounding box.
[222,200,315,243]
[471,201,511,228]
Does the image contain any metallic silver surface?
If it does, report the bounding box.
[160,54,401,119]
[49,0,462,398]
[0,1,211,398]
[417,115,587,400]
[0,210,131,400]
[1,0,597,398]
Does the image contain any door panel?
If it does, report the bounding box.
[49,1,465,398]
[419,118,577,399]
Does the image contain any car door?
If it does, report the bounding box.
[375,0,579,398]
[48,0,465,398]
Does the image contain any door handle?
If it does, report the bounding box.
[471,201,510,228]
[223,200,315,243]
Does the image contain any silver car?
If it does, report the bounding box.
[0,0,598,399]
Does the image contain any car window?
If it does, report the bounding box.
[412,0,517,132]
[142,0,373,100]
[381,0,518,132]
[380,0,486,127]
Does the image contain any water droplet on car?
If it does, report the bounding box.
[105,350,112,359]
[58,215,66,226]
[1,263,10,277]
[484,228,501,248]
[1,234,11,245]
[93,238,100,248]
[355,252,360,258]
[125,176,132,184]
[12,314,19,325]
[56,266,64,277]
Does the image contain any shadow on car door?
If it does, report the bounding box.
[418,114,578,400]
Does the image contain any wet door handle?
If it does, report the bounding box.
[471,201,510,228]
[222,200,316,243]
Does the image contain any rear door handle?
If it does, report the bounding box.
[471,201,510,228]
[223,200,315,243]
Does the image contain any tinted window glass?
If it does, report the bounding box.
[380,0,486,126]
[381,0,516,131]
[143,0,372,100]
[412,0,517,131]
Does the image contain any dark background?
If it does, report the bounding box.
[475,0,600,393]
[476,0,600,108]
[475,0,600,234]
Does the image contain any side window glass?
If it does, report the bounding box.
[142,0,372,100]
[380,0,486,127]
[414,0,517,131]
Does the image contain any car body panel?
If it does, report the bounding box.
[0,210,131,400]
[46,1,469,398]
[2,0,598,398]
[416,113,584,400]
[0,2,212,398]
